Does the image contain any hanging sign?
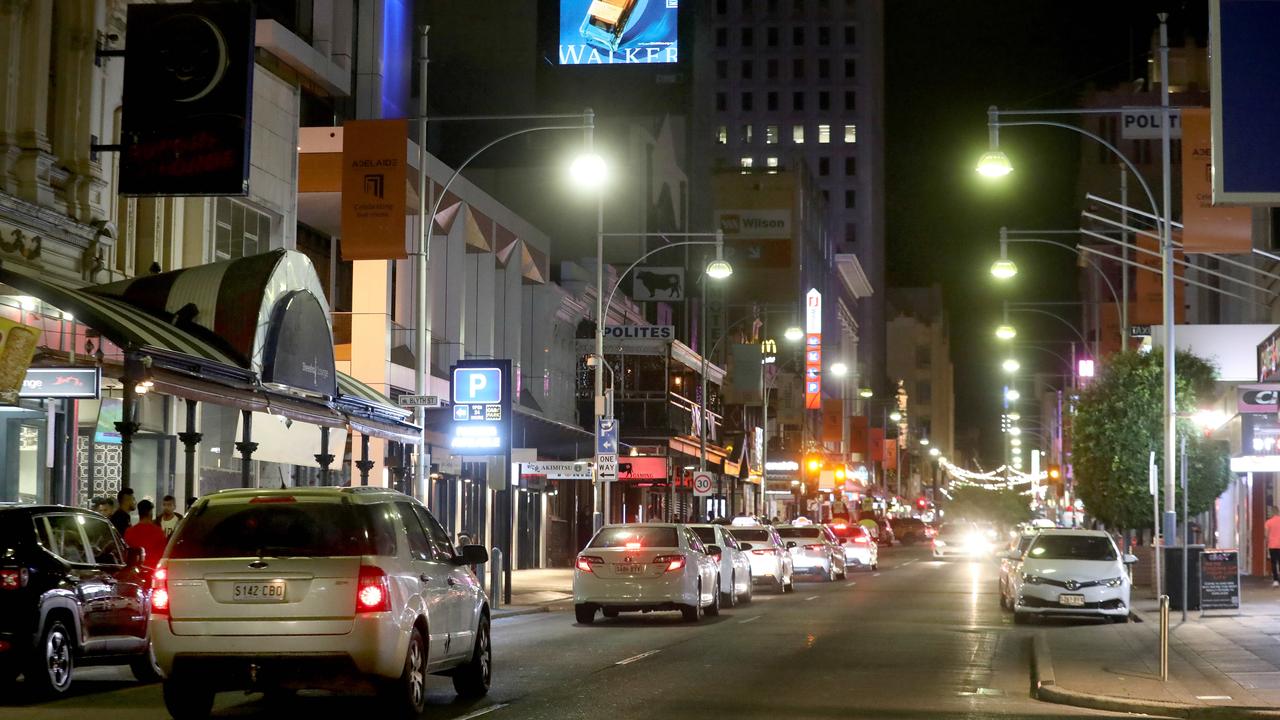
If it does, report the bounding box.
[805,288,822,410]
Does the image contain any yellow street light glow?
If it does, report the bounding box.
[569,152,608,189]
[1010,438,1022,447]
[705,258,734,279]
[889,411,903,422]
[995,324,1017,341]
[859,387,874,399]
[990,257,1018,280]
[920,438,930,446]
[1009,427,1023,437]
[976,149,1013,178]
[929,447,941,457]
[1001,358,1020,373]
[1008,412,1021,421]
[830,362,849,377]
[784,326,804,342]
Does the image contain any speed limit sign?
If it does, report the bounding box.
[692,471,715,497]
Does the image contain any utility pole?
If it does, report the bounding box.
[1159,14,1178,546]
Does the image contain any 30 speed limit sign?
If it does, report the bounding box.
[692,471,715,497]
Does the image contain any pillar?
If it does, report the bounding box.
[177,398,201,503]
[234,409,257,488]
[355,433,375,486]
[315,426,335,486]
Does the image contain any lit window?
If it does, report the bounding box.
[844,124,857,143]
[716,126,727,144]
[766,125,779,144]
[766,157,779,174]
[742,124,754,143]
[792,125,805,144]
[818,125,831,144]
[740,157,754,168]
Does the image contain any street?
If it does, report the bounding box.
[2,547,1146,720]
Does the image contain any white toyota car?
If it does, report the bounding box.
[728,523,795,592]
[573,524,720,623]
[151,487,491,720]
[1011,529,1136,624]
[688,523,754,606]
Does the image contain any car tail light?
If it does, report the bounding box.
[752,548,776,556]
[356,565,391,613]
[151,566,170,615]
[249,495,297,503]
[625,542,642,550]
[0,568,27,590]
[653,555,685,573]
[804,544,824,551]
[833,523,847,530]
[576,554,604,573]
[853,536,869,545]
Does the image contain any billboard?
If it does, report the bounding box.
[558,0,679,65]
[1180,108,1252,253]
[341,119,408,260]
[1210,0,1280,203]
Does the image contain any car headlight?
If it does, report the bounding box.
[1102,577,1124,588]
[1022,573,1044,585]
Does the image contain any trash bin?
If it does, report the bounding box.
[1161,545,1204,611]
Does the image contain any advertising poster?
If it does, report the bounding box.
[95,398,124,445]
[0,317,40,404]
[558,0,679,65]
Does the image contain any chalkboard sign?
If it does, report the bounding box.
[1200,550,1240,611]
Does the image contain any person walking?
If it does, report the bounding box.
[123,499,168,569]
[159,494,183,538]
[1266,507,1280,587]
[110,487,135,536]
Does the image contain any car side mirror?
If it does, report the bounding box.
[1122,553,1138,565]
[127,546,145,568]
[738,542,753,551]
[785,541,797,549]
[455,544,489,566]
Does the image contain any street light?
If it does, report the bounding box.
[784,326,804,342]
[830,362,849,377]
[995,324,1017,341]
[1008,412,1021,421]
[929,447,941,458]
[976,149,1014,178]
[568,152,608,189]
[1009,427,1023,437]
[1010,438,1022,447]
[889,411,903,423]
[1005,389,1021,402]
[858,388,874,399]
[920,438,930,446]
[990,257,1018,280]
[1001,358,1020,374]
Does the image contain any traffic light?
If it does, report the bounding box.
[1047,465,1062,480]
[806,457,822,473]
[917,496,928,509]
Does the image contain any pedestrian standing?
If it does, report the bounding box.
[110,487,135,536]
[123,499,168,569]
[1265,508,1280,588]
[159,494,183,538]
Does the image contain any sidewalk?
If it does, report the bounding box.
[490,567,574,619]
[1033,576,1280,718]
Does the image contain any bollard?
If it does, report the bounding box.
[490,547,503,611]
[1159,595,1170,681]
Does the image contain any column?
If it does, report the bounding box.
[177,399,201,502]
[234,409,257,488]
[315,426,335,485]
[355,433,374,485]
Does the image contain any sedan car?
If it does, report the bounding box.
[827,521,879,571]
[689,524,753,606]
[574,524,720,623]
[1010,530,1136,623]
[998,532,1040,609]
[778,525,846,581]
[892,517,934,545]
[728,524,794,593]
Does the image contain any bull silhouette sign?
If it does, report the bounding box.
[632,266,685,302]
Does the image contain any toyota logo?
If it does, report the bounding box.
[1065,580,1079,591]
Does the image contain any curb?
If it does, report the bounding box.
[492,605,551,620]
[1029,633,1280,720]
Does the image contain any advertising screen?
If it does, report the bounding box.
[558,0,678,65]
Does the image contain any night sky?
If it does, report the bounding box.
[884,1,1195,466]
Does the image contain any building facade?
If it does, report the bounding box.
[886,287,954,498]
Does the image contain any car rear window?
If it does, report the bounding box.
[778,527,820,539]
[827,524,864,539]
[1027,535,1117,561]
[589,526,678,549]
[691,527,717,545]
[730,528,772,543]
[168,500,389,559]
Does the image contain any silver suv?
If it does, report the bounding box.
[151,487,490,719]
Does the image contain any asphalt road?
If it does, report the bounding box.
[1,546,1152,719]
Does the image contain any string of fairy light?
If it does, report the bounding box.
[937,458,1046,490]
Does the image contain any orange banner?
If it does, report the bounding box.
[884,439,898,470]
[341,119,408,260]
[1181,108,1253,254]
[1130,234,1185,326]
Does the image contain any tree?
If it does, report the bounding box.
[1071,349,1230,530]
[944,486,1034,528]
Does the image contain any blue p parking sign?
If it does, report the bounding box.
[449,360,512,457]
[452,367,503,405]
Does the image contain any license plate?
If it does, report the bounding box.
[233,581,286,602]
[1058,593,1085,607]
[614,564,645,574]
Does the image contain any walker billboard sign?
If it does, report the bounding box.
[558,0,679,65]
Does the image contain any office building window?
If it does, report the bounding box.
[794,0,805,16]
[845,189,856,208]
[742,59,753,79]
[818,124,831,143]
[818,26,831,45]
[819,91,830,110]
[844,124,857,143]
[845,223,857,244]
[766,156,779,169]
[793,91,805,111]
[716,92,727,111]
[767,26,779,46]
[844,58,856,78]
[818,58,830,79]
[717,0,727,13]
[767,91,779,111]
[793,57,804,79]
[818,157,830,175]
[742,124,754,143]
[741,27,754,47]
[845,90,856,111]
[845,156,856,175]
[742,92,753,111]
[742,0,753,14]
[845,25,856,44]
[215,198,268,260]
[821,189,829,205]
[716,60,728,80]
[792,125,805,144]
[766,125,779,144]
[767,58,779,79]
[768,0,778,13]
[716,28,727,47]
[916,381,932,403]
[716,126,728,144]
[916,346,931,368]
[740,157,754,168]
[793,27,805,45]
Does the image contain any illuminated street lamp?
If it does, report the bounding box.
[859,388,874,399]
[995,324,1017,341]
[990,257,1018,280]
[889,411,903,423]
[784,326,804,342]
[1001,358,1020,374]
[830,362,849,377]
[1005,389,1021,402]
[920,438,930,447]
[929,447,941,458]
[976,149,1014,178]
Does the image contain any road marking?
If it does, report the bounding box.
[845,581,857,588]
[873,573,881,577]
[1196,695,1233,700]
[902,559,917,566]
[615,650,661,666]
[738,615,763,624]
[454,704,509,720]
[805,595,819,601]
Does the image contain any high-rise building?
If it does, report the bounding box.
[709,0,886,392]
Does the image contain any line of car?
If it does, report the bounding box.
[572,518,887,624]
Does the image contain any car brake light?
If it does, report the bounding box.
[249,495,297,504]
[833,523,847,530]
[151,565,169,615]
[751,549,776,556]
[356,565,391,613]
[625,542,642,550]
[854,536,869,545]
[804,544,824,550]
[653,555,685,572]
[576,555,604,573]
[0,568,26,590]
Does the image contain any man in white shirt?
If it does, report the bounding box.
[159,494,183,538]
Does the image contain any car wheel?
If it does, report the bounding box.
[575,603,597,625]
[783,575,795,593]
[162,677,216,720]
[871,563,878,571]
[826,563,836,582]
[129,641,161,683]
[1112,614,1131,624]
[741,578,753,604]
[602,608,619,618]
[681,583,703,623]
[381,628,428,718]
[722,572,738,608]
[706,578,721,617]
[453,615,491,699]
[26,618,74,697]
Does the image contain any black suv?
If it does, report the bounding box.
[0,504,158,696]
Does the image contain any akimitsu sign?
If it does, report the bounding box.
[558,0,679,65]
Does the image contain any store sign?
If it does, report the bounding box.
[1211,0,1280,203]
[717,209,792,239]
[21,367,100,399]
[1243,413,1280,455]
[805,289,822,410]
[521,461,593,479]
[1200,550,1240,611]
[1258,326,1280,382]
[1238,385,1280,414]
[632,268,684,302]
[596,325,675,355]
[557,0,679,65]
[1181,107,1252,253]
[618,456,669,481]
[0,317,41,404]
[449,360,512,456]
[1120,107,1181,140]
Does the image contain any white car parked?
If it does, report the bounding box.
[573,524,720,623]
[728,524,794,593]
[827,521,879,571]
[1010,529,1136,624]
[688,524,754,606]
[151,487,492,720]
